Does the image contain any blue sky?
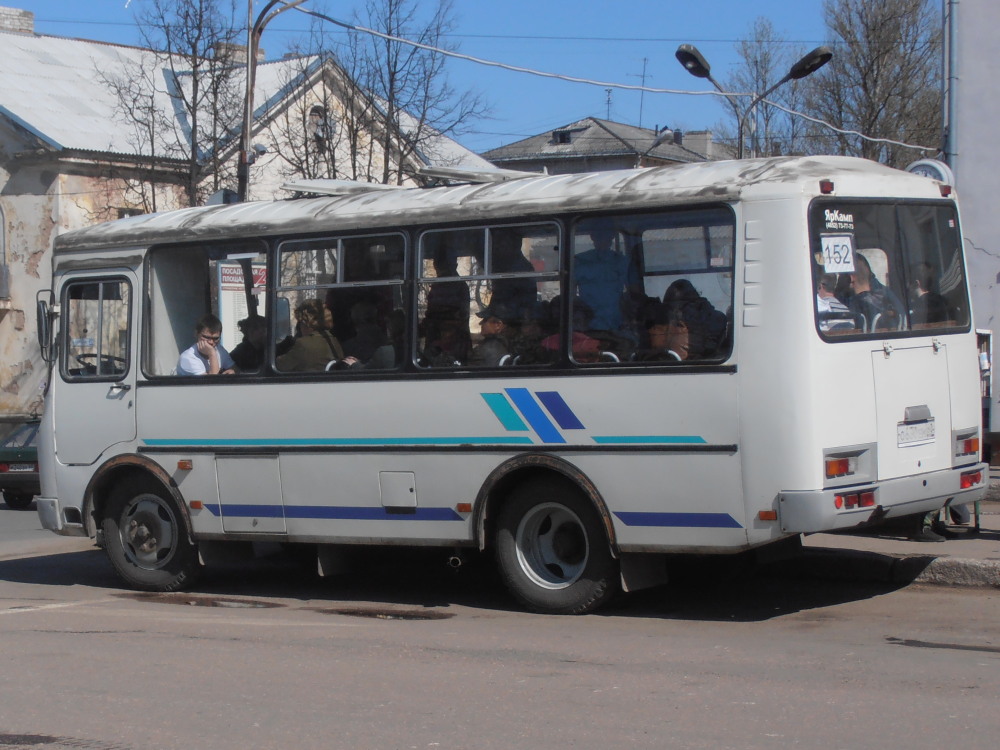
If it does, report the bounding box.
[26,0,831,153]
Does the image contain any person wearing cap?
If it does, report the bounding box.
[469,302,513,367]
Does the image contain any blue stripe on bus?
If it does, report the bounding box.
[614,511,743,529]
[535,391,585,430]
[481,393,530,431]
[505,387,565,444]
[591,435,707,444]
[144,436,535,447]
[202,504,463,522]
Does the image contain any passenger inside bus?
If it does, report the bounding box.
[420,257,472,366]
[574,224,642,338]
[489,229,538,322]
[846,251,904,331]
[544,296,603,363]
[661,279,728,358]
[815,273,856,332]
[909,262,952,327]
[276,299,344,372]
[504,300,553,365]
[342,301,388,362]
[230,314,267,372]
[176,314,235,376]
[469,303,512,367]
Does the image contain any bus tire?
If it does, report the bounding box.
[494,479,618,615]
[101,479,202,592]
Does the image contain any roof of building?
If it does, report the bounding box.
[482,117,708,165]
[0,27,489,169]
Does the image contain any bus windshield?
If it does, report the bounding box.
[810,201,970,338]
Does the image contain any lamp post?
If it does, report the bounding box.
[236,0,308,202]
[674,44,743,150]
[676,44,833,159]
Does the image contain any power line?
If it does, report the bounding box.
[283,2,937,154]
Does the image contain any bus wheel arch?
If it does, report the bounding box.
[85,455,193,543]
[475,455,618,554]
[475,456,620,614]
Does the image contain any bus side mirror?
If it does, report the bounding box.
[36,290,55,363]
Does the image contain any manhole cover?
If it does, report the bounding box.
[309,606,453,620]
[116,593,283,609]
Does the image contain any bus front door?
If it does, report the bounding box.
[54,275,137,465]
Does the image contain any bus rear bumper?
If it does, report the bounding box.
[36,497,88,537]
[777,463,988,534]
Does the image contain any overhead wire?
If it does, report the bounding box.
[281,1,938,154]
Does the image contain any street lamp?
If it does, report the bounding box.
[236,0,308,202]
[675,43,833,159]
[674,44,743,156]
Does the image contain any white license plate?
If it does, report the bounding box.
[898,419,935,446]
[7,463,35,472]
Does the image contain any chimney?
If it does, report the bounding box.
[213,42,266,64]
[0,7,34,33]
[672,129,684,146]
[683,131,714,158]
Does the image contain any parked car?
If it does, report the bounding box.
[0,420,40,510]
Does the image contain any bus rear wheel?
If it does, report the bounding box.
[101,479,202,592]
[494,479,618,615]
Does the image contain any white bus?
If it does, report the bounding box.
[35,156,988,614]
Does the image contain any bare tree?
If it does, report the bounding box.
[98,52,183,214]
[801,0,942,165]
[716,17,810,157]
[351,0,486,185]
[104,0,245,207]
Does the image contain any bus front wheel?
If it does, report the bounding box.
[494,479,618,615]
[102,479,202,592]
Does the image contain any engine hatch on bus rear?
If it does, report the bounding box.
[871,343,952,480]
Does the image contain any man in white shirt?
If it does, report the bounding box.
[816,273,851,331]
[176,314,236,375]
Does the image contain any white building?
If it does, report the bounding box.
[0,6,489,423]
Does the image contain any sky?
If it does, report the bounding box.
[24,0,832,154]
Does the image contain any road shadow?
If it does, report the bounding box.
[0,547,119,588]
[0,543,915,622]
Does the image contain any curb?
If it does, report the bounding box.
[769,548,1000,589]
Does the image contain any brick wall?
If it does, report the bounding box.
[0,6,33,34]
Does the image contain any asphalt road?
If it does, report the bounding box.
[1,505,999,750]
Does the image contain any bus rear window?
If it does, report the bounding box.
[810,201,970,339]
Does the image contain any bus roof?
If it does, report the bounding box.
[53,156,949,254]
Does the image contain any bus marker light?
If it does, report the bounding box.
[456,503,472,513]
[859,491,876,508]
[825,457,855,478]
[177,460,193,471]
[190,500,203,510]
[758,510,778,521]
[820,179,835,194]
[960,470,982,489]
[957,437,979,456]
[834,495,844,509]
[940,184,952,197]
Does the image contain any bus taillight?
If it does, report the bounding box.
[825,456,857,478]
[955,436,980,457]
[834,490,876,510]
[960,469,983,489]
